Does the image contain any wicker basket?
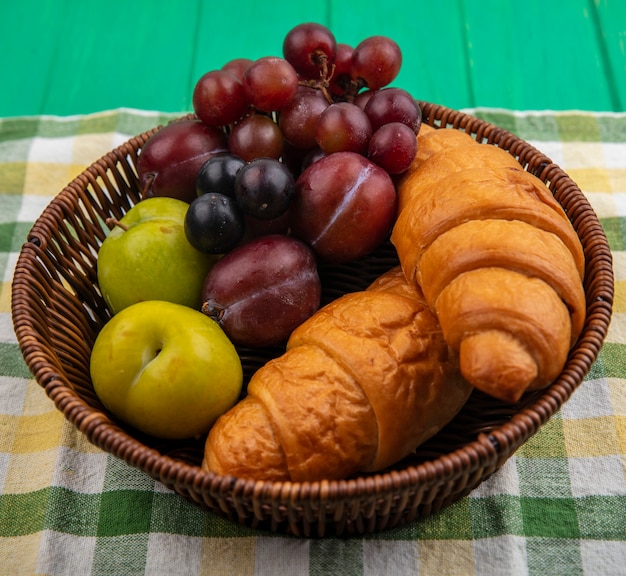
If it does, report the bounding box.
[11,103,614,537]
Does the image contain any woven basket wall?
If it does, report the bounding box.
[11,103,614,537]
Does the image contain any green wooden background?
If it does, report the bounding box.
[1,0,625,117]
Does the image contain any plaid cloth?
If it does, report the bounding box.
[0,109,625,576]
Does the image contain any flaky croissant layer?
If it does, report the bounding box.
[392,127,586,403]
[203,267,472,482]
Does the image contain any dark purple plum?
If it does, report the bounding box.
[289,152,397,263]
[137,119,228,204]
[201,235,321,347]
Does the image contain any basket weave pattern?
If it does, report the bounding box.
[11,103,614,537]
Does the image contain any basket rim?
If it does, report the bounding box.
[10,102,615,513]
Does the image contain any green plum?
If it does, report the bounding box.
[97,197,218,314]
[90,300,243,439]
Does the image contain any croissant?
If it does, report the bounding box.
[202,266,472,482]
[391,128,586,403]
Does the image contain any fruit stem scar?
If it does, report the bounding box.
[105,217,129,232]
[140,173,155,200]
[202,300,225,322]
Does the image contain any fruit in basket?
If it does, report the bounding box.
[315,102,373,155]
[201,235,321,347]
[351,35,402,90]
[289,152,397,263]
[184,193,245,254]
[363,87,422,133]
[90,300,243,440]
[368,122,418,174]
[196,153,246,198]
[282,22,337,80]
[192,69,249,127]
[228,113,284,161]
[242,56,299,113]
[234,157,295,220]
[137,119,228,204]
[202,267,472,481]
[98,197,217,314]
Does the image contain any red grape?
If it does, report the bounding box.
[353,90,375,110]
[242,57,299,112]
[368,122,417,174]
[228,114,284,162]
[221,57,253,80]
[283,22,337,80]
[279,86,330,149]
[192,70,249,127]
[329,43,355,97]
[364,87,422,132]
[315,102,372,155]
[351,36,402,90]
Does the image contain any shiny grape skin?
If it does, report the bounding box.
[242,56,299,112]
[364,87,422,132]
[290,152,397,263]
[328,43,354,97]
[315,102,372,155]
[196,153,246,198]
[234,158,295,220]
[137,119,228,204]
[351,36,402,90]
[279,86,330,149]
[368,122,418,174]
[221,57,253,80]
[201,234,322,348]
[228,114,284,162]
[192,69,249,127]
[282,22,337,79]
[184,192,245,254]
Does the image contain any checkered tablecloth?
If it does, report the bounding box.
[1,109,625,575]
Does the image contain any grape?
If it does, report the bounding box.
[290,152,397,263]
[196,153,246,198]
[329,43,354,97]
[184,193,245,254]
[315,102,372,155]
[279,86,330,149]
[351,36,402,90]
[192,70,249,127]
[234,157,295,220]
[228,114,284,162]
[368,122,417,174]
[201,235,321,347]
[242,57,299,112]
[353,90,375,110]
[364,87,422,132]
[137,119,228,204]
[221,57,253,80]
[282,22,337,80]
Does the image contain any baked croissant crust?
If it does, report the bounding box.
[391,128,586,402]
[202,266,472,482]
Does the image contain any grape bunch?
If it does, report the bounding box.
[138,22,421,263]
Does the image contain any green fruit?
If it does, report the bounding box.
[97,197,217,314]
[90,300,243,439]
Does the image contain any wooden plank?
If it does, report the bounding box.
[1,0,624,116]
